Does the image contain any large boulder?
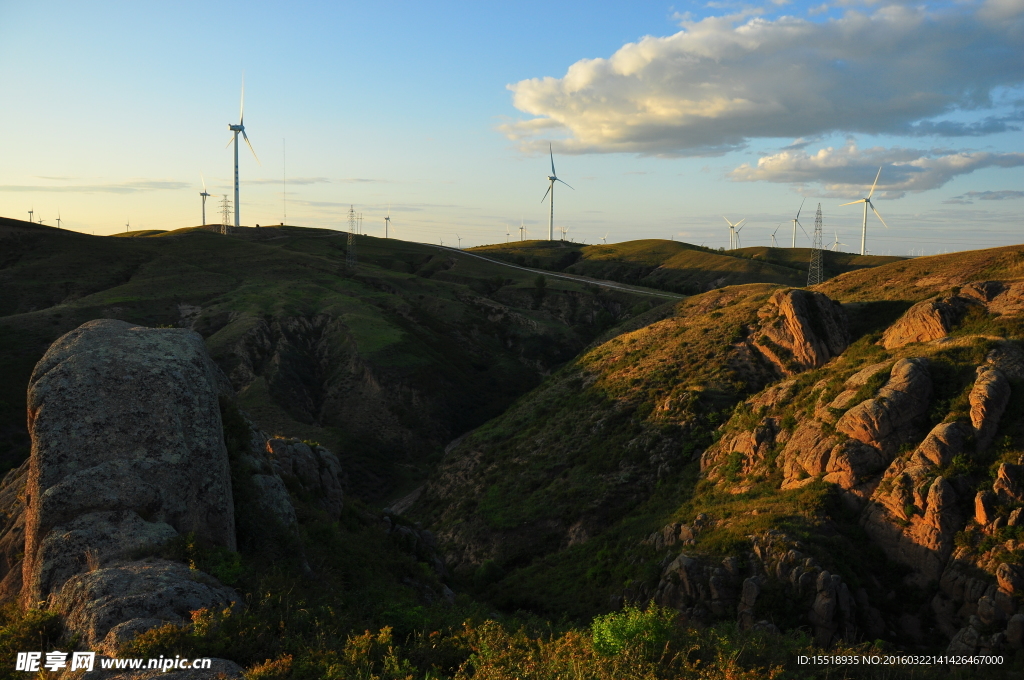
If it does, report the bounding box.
[752,290,850,375]
[21,320,236,605]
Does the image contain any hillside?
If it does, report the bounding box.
[472,239,904,295]
[410,243,1024,659]
[0,220,670,501]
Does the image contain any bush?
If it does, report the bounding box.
[590,603,675,657]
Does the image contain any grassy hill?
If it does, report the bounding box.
[471,239,904,295]
[0,220,671,501]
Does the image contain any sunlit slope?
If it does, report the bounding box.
[412,243,1024,622]
[735,246,904,273]
[0,222,667,497]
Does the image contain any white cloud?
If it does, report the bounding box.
[728,142,1024,197]
[502,4,1024,156]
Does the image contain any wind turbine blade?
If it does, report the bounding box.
[795,197,805,221]
[799,221,810,239]
[556,178,574,190]
[839,200,864,207]
[239,74,245,124]
[722,216,733,227]
[736,225,744,233]
[549,143,556,176]
[242,131,261,165]
[541,185,551,203]
[869,202,889,229]
[772,222,782,236]
[226,136,235,149]
[867,166,882,200]
[201,172,207,193]
[735,218,746,228]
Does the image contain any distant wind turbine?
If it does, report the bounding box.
[771,223,782,248]
[830,230,848,252]
[200,173,211,225]
[841,166,889,256]
[519,218,527,241]
[456,234,462,249]
[601,232,608,244]
[505,224,510,243]
[226,75,260,228]
[790,198,806,248]
[723,217,745,250]
[384,204,391,238]
[541,143,573,241]
[28,208,33,224]
[125,219,130,233]
[55,210,62,230]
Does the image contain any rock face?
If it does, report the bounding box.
[970,366,1011,451]
[752,290,850,375]
[21,320,236,606]
[264,438,344,519]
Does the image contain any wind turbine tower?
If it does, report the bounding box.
[384,205,391,238]
[807,203,824,286]
[723,217,745,249]
[541,143,573,241]
[791,198,806,248]
[227,77,259,228]
[841,167,889,256]
[200,174,211,225]
[28,209,33,224]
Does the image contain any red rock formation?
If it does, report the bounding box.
[752,289,849,375]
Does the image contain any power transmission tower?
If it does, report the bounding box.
[347,232,356,269]
[807,203,824,286]
[219,196,232,235]
[348,205,356,233]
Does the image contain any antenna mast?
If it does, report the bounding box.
[807,203,824,286]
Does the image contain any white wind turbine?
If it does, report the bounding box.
[519,218,527,241]
[771,223,782,248]
[841,166,889,256]
[200,173,212,226]
[226,76,260,228]
[723,217,745,249]
[600,232,608,244]
[55,209,62,230]
[541,143,573,241]
[790,198,806,248]
[505,224,510,243]
[830,230,848,252]
[384,204,391,238]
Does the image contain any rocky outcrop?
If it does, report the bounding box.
[751,290,850,375]
[835,358,931,455]
[0,320,246,654]
[970,366,1011,451]
[264,438,344,519]
[880,296,980,349]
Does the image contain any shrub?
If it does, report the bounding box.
[590,603,675,657]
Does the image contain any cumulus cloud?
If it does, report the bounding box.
[0,180,188,193]
[944,189,1024,204]
[502,5,1024,155]
[729,142,1024,197]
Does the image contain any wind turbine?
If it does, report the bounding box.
[830,230,848,252]
[55,210,62,230]
[519,218,527,241]
[723,217,745,249]
[125,219,130,233]
[200,173,211,226]
[840,166,889,256]
[790,198,806,248]
[384,204,391,238]
[28,208,33,223]
[226,76,260,228]
[601,232,608,244]
[505,224,510,243]
[771,223,782,248]
[541,143,573,241]
[456,234,462,249]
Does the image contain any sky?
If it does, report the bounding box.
[0,0,1021,254]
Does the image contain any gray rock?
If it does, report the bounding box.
[23,320,236,605]
[265,438,344,518]
[251,474,298,528]
[50,559,238,650]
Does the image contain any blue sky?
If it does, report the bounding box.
[0,0,1021,254]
